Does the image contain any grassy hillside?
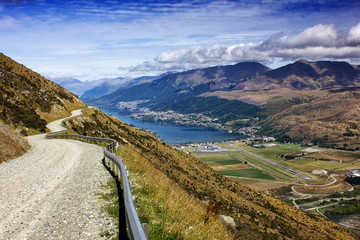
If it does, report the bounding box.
[202,87,360,148]
[261,88,360,148]
[0,53,86,132]
[65,107,355,239]
[0,53,86,162]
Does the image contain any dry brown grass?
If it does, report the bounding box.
[0,120,30,163]
[203,87,360,148]
[0,53,86,132]
[201,88,324,105]
[119,146,234,240]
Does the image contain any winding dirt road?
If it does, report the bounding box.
[0,109,113,239]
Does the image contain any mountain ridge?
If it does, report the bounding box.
[84,59,360,147]
[87,59,360,108]
[87,61,271,108]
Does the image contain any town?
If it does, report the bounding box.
[117,100,262,137]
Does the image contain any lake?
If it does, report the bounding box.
[99,108,245,144]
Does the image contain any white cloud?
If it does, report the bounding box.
[348,23,360,46]
[281,24,337,48]
[127,22,360,74]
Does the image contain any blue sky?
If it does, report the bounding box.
[0,0,359,81]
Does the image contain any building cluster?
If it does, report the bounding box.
[345,169,360,177]
[174,142,230,152]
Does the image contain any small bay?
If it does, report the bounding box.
[99,108,245,144]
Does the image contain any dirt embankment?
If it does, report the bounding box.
[0,120,30,163]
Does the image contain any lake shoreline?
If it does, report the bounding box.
[99,107,246,144]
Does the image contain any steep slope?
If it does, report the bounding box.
[0,119,30,163]
[65,107,355,239]
[204,85,360,148]
[261,88,360,148]
[0,53,86,132]
[88,62,270,108]
[0,53,86,161]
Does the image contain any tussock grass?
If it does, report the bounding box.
[117,146,234,240]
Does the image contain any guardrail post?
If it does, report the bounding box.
[132,195,136,209]
[117,168,121,179]
[142,223,149,240]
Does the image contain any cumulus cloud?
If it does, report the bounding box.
[348,23,360,46]
[281,24,338,48]
[127,22,360,74]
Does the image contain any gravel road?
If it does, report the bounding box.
[0,109,114,239]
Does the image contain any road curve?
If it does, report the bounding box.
[0,109,113,239]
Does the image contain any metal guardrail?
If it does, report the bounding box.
[45,117,148,240]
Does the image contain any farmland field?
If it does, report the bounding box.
[187,142,360,191]
[197,154,242,166]
[218,169,275,180]
[195,152,276,180]
[186,142,360,231]
[230,142,360,173]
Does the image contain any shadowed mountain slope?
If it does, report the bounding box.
[87,62,270,108]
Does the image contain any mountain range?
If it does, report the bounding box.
[51,74,166,98]
[84,60,360,148]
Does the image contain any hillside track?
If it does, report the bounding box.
[0,109,113,239]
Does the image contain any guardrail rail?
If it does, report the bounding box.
[45,114,148,240]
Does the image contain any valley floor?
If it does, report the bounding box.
[180,141,360,232]
[0,110,114,239]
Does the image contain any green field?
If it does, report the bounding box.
[218,169,275,180]
[195,153,242,166]
[232,152,293,181]
[190,143,360,190]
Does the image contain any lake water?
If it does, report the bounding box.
[100,108,245,144]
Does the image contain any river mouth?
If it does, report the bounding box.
[99,108,245,144]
